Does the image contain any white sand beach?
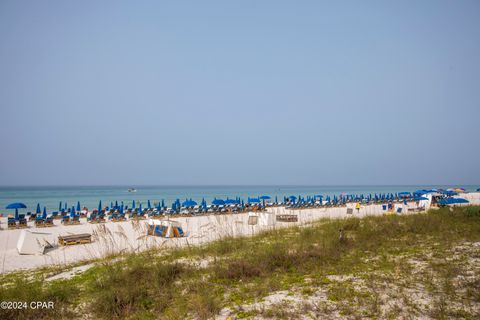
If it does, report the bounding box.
[1,193,479,274]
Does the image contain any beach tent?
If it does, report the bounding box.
[147,219,185,238]
[17,230,53,255]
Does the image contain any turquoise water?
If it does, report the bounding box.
[0,185,478,214]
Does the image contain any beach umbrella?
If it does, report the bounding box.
[182,199,197,207]
[248,197,260,204]
[115,201,118,209]
[139,203,142,212]
[224,198,237,205]
[413,196,428,201]
[36,203,41,214]
[275,195,278,203]
[71,206,76,217]
[98,200,102,212]
[6,202,27,220]
[59,201,62,211]
[77,201,81,212]
[132,200,136,209]
[212,198,225,206]
[110,202,113,209]
[42,207,47,219]
[454,198,469,204]
[161,199,165,208]
[259,195,271,200]
[147,200,151,209]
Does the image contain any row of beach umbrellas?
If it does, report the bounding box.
[4,188,474,219]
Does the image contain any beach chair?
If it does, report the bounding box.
[18,218,28,228]
[35,217,45,228]
[61,215,70,225]
[177,227,184,237]
[45,217,54,227]
[8,218,17,229]
[396,208,402,214]
[97,214,106,223]
[87,213,97,223]
[29,213,37,221]
[72,215,80,225]
[154,225,167,237]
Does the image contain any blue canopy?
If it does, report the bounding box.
[147,200,151,209]
[77,201,81,211]
[212,198,225,206]
[59,201,62,211]
[248,197,260,203]
[36,203,41,214]
[71,206,76,217]
[398,192,410,196]
[98,200,102,212]
[6,203,27,209]
[42,207,47,219]
[182,199,197,207]
[438,198,469,205]
[259,195,271,200]
[139,203,142,211]
[413,196,428,201]
[132,200,136,209]
[224,198,237,205]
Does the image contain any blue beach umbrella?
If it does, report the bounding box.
[98,200,102,212]
[212,198,225,206]
[224,198,237,205]
[71,206,76,217]
[259,195,271,200]
[147,200,151,209]
[275,196,278,203]
[182,199,197,207]
[139,203,142,212]
[77,201,81,212]
[36,203,41,214]
[6,203,27,220]
[132,200,136,209]
[413,196,428,201]
[161,199,165,208]
[59,201,62,211]
[42,207,47,219]
[248,197,260,204]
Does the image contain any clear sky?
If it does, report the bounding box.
[0,1,479,186]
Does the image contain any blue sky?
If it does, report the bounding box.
[0,1,479,186]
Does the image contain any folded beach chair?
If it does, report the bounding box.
[396,208,402,214]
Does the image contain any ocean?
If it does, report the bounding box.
[0,185,478,214]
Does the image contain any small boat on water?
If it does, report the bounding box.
[128,188,137,193]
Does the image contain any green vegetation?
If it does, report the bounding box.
[1,206,480,319]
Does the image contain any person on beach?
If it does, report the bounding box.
[355,202,361,212]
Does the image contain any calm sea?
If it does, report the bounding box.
[0,185,478,214]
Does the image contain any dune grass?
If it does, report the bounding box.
[1,206,480,319]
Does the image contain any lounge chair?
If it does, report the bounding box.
[18,218,28,228]
[396,208,402,214]
[45,217,54,227]
[35,217,45,228]
[8,218,17,229]
[61,216,70,224]
[72,215,80,225]
[154,225,167,237]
